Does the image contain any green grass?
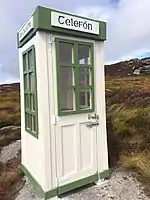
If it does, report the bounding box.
[0,90,20,129]
[106,76,150,195]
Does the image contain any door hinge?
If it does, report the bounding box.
[52,115,56,125]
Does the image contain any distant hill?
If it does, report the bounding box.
[105,57,150,77]
[0,83,20,93]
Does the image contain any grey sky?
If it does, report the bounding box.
[0,0,150,83]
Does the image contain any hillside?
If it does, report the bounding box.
[105,57,150,77]
[1,59,150,199]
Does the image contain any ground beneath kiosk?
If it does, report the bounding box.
[16,169,149,200]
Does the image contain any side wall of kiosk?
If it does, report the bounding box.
[19,31,108,193]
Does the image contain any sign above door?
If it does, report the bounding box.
[51,11,100,35]
[17,6,106,48]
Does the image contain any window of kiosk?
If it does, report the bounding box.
[56,39,94,116]
[22,46,38,138]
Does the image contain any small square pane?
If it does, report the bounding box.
[25,112,30,129]
[30,94,35,111]
[79,68,90,86]
[31,115,36,132]
[28,49,34,69]
[79,89,91,109]
[25,94,29,110]
[59,42,74,65]
[29,72,35,91]
[60,67,74,87]
[24,74,29,91]
[23,54,28,71]
[78,45,91,65]
[60,88,75,111]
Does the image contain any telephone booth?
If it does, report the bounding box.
[17,6,109,200]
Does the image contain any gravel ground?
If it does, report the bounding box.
[0,125,20,131]
[15,169,150,200]
[0,139,21,164]
[1,132,149,200]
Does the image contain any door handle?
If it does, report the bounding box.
[86,121,99,128]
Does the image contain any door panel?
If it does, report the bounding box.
[55,114,97,187]
[54,38,98,189]
[79,122,96,171]
[61,124,77,176]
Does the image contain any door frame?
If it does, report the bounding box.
[53,35,99,192]
[48,33,109,195]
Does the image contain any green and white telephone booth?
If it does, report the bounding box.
[17,6,109,200]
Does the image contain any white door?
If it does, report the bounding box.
[53,37,99,194]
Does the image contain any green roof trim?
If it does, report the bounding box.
[17,6,107,48]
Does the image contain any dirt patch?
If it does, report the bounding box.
[0,153,24,200]
[0,126,21,150]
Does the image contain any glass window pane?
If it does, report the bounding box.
[25,94,29,110]
[29,72,35,91]
[60,88,75,111]
[30,94,35,111]
[24,74,29,91]
[31,115,36,132]
[59,42,74,65]
[23,54,28,71]
[79,68,90,86]
[28,49,34,69]
[78,45,91,65]
[60,67,74,87]
[25,112,30,129]
[79,89,91,109]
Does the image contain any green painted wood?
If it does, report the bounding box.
[21,164,110,199]
[58,173,98,195]
[21,164,57,199]
[55,38,95,116]
[18,6,107,48]
[98,169,110,179]
[22,45,39,138]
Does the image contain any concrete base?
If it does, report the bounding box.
[95,178,109,187]
[47,196,58,200]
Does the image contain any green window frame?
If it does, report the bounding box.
[56,39,95,116]
[22,45,39,138]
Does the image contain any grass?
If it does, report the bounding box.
[1,76,150,198]
[0,127,21,149]
[0,89,20,129]
[106,76,150,196]
[0,83,23,200]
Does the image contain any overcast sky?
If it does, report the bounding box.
[0,0,150,84]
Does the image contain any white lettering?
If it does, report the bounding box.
[51,11,99,35]
[18,17,34,42]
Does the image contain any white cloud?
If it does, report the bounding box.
[77,0,150,62]
[1,0,150,83]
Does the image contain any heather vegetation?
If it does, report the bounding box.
[1,75,150,198]
[106,76,150,196]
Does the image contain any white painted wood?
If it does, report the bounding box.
[19,30,108,197]
[19,35,48,191]
[55,114,97,186]
[94,41,109,173]
[50,35,99,187]
[36,31,57,191]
